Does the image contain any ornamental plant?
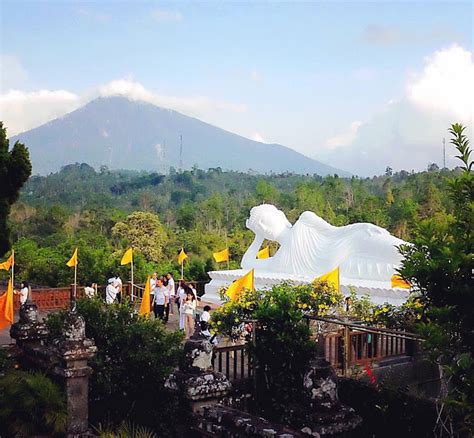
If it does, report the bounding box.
[212,281,344,422]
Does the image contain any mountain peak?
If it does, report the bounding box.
[12,96,349,176]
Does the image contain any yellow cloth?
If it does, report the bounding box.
[213,248,229,263]
[120,247,133,265]
[226,269,254,301]
[317,266,340,292]
[0,252,14,271]
[139,275,151,318]
[391,274,411,289]
[177,248,188,264]
[257,247,270,259]
[66,248,78,267]
[0,279,14,330]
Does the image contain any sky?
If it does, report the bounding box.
[1,0,473,176]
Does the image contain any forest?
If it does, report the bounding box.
[3,161,457,287]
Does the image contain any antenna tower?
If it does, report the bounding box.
[443,137,446,169]
[179,134,183,170]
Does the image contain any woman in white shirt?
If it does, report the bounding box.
[15,281,29,306]
[182,290,196,338]
[177,280,187,330]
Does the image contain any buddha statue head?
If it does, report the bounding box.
[246,204,292,242]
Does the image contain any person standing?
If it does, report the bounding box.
[14,281,30,306]
[166,272,175,316]
[150,272,158,306]
[189,282,198,300]
[114,274,122,301]
[183,290,196,338]
[105,279,118,304]
[177,280,187,330]
[153,278,168,322]
[84,282,97,298]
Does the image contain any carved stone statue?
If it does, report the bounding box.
[202,204,410,306]
[241,204,406,282]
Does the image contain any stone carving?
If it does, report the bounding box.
[203,204,411,305]
[242,204,406,282]
[165,329,232,412]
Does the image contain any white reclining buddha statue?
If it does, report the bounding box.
[202,204,410,306]
[241,204,406,282]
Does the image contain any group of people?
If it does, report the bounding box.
[150,273,199,338]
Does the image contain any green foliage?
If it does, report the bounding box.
[0,371,67,437]
[112,211,168,262]
[94,421,159,438]
[399,124,474,434]
[212,282,343,421]
[0,122,32,256]
[46,298,185,435]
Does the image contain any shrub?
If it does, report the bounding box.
[46,298,185,436]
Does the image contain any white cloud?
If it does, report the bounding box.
[0,55,28,91]
[325,121,362,149]
[251,132,268,143]
[321,45,474,176]
[0,89,81,136]
[151,8,183,22]
[0,79,247,136]
[407,45,473,121]
[98,79,247,114]
[250,70,262,82]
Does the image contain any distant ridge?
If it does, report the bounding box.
[11,96,349,176]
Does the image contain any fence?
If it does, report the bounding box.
[306,315,422,376]
[212,343,253,382]
[3,280,209,312]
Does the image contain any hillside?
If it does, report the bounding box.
[10,96,348,176]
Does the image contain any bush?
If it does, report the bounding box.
[0,370,67,437]
[46,298,185,436]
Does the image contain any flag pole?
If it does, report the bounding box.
[72,262,77,312]
[181,260,184,280]
[11,249,14,292]
[225,235,229,270]
[130,257,134,301]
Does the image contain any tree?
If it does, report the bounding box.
[0,122,32,255]
[112,211,168,262]
[399,124,473,434]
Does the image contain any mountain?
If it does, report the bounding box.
[10,96,348,176]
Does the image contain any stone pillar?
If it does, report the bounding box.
[10,303,49,349]
[300,355,361,437]
[165,327,232,413]
[52,311,97,438]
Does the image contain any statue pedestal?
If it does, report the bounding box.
[202,269,410,307]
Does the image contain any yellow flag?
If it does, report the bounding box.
[213,248,229,263]
[66,248,78,268]
[226,269,254,301]
[177,248,187,264]
[317,266,340,292]
[257,247,270,259]
[391,274,411,289]
[121,247,133,265]
[0,279,14,330]
[139,276,151,318]
[0,251,14,271]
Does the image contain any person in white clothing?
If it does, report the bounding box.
[106,279,118,304]
[15,281,30,306]
[153,278,168,322]
[166,272,175,315]
[149,272,157,305]
[84,283,97,298]
[177,280,187,330]
[182,289,196,338]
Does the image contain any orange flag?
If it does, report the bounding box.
[226,269,254,301]
[257,247,270,259]
[0,252,14,271]
[0,279,14,330]
[139,276,151,318]
[391,274,411,289]
[317,266,340,292]
[66,248,78,267]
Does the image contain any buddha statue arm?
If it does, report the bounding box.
[241,235,266,269]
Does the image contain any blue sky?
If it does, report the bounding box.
[1,1,473,175]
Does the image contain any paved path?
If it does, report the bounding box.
[0,304,187,345]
